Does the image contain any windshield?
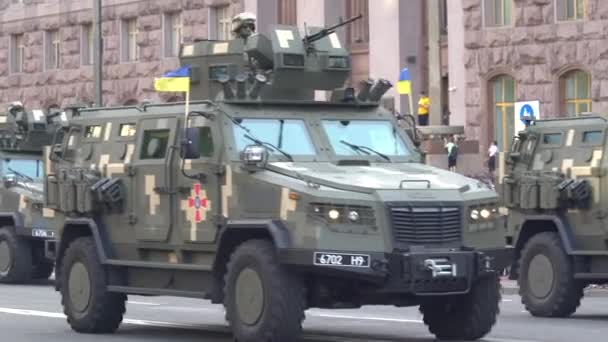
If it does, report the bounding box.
[2,159,44,180]
[232,119,316,156]
[322,120,410,157]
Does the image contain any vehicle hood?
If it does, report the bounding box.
[268,162,487,193]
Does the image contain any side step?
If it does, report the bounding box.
[108,286,207,299]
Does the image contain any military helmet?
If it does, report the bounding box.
[231,12,257,36]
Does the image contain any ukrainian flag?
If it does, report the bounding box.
[154,65,191,92]
[396,68,411,95]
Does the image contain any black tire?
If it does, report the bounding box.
[59,236,126,333]
[0,226,33,283]
[32,261,54,280]
[420,273,501,340]
[223,239,306,342]
[518,232,584,317]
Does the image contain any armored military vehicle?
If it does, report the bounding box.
[501,114,608,317]
[48,15,508,341]
[0,102,66,283]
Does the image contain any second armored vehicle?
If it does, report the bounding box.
[46,16,509,341]
[501,114,608,317]
[0,103,64,283]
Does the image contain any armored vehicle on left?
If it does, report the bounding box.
[0,102,66,283]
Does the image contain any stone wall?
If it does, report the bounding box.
[0,0,243,110]
[462,0,608,151]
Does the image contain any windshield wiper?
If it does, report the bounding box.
[339,140,391,162]
[244,134,294,162]
[8,167,34,182]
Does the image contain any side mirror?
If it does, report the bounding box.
[2,174,16,187]
[240,145,269,168]
[181,128,201,159]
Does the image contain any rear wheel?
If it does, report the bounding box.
[60,237,126,333]
[224,239,306,342]
[0,226,33,283]
[518,232,584,317]
[420,273,501,340]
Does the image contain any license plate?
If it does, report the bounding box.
[313,252,370,268]
[32,229,54,238]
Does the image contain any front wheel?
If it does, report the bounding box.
[223,239,306,342]
[59,237,126,333]
[420,273,501,340]
[0,226,33,283]
[518,232,584,317]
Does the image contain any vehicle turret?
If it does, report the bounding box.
[0,102,67,153]
[179,14,391,104]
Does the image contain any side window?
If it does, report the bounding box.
[119,123,136,137]
[542,133,562,146]
[198,127,214,157]
[582,130,603,145]
[140,129,170,159]
[84,125,102,139]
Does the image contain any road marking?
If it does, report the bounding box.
[128,301,162,306]
[307,311,423,324]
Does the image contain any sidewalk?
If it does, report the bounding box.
[501,277,608,297]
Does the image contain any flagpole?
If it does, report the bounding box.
[408,94,414,117]
[185,89,190,124]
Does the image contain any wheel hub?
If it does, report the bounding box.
[528,254,555,299]
[235,267,265,325]
[68,262,92,313]
[0,240,11,274]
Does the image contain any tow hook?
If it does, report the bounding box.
[424,258,457,278]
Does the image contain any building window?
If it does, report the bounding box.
[81,24,94,65]
[211,5,231,40]
[10,34,24,73]
[491,75,516,150]
[484,0,512,27]
[346,0,369,45]
[45,30,60,70]
[164,12,182,57]
[557,0,586,21]
[122,19,139,62]
[561,70,591,116]
[278,0,297,25]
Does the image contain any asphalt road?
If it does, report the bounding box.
[0,280,607,342]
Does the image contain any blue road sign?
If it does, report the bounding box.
[520,104,535,123]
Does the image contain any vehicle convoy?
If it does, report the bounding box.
[46,14,509,341]
[501,115,608,317]
[0,102,65,283]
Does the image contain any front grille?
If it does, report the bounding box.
[390,206,462,245]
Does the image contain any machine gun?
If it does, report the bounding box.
[302,14,363,47]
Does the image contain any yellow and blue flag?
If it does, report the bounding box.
[397,68,411,95]
[154,65,191,92]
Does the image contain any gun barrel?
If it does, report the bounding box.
[303,14,363,44]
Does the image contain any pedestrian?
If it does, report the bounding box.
[488,140,498,179]
[445,136,458,172]
[417,91,430,126]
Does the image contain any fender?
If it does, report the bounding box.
[0,212,23,233]
[517,214,576,254]
[59,217,112,263]
[219,219,292,249]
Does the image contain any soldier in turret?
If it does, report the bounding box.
[231,12,257,40]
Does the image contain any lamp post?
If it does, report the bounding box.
[94,0,103,106]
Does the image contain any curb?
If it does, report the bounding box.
[501,280,608,297]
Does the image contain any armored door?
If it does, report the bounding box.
[175,116,222,244]
[131,117,178,242]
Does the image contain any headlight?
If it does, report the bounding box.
[347,210,360,222]
[309,203,375,227]
[328,209,340,220]
[480,209,491,219]
[469,205,497,222]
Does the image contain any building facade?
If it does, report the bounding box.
[448,0,608,175]
[0,0,432,117]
